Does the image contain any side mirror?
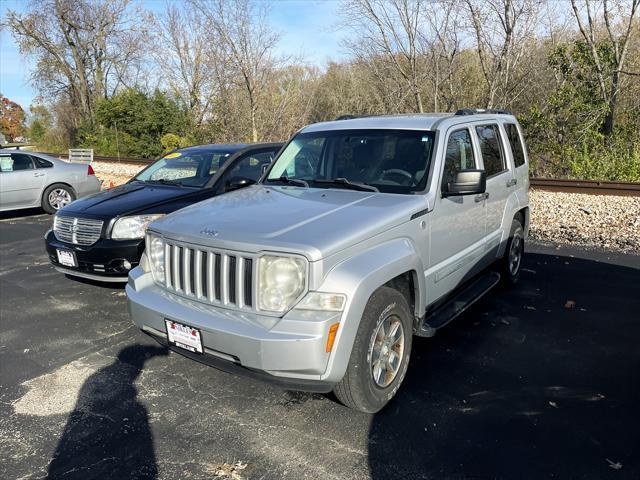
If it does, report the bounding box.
[226,176,256,191]
[443,169,486,196]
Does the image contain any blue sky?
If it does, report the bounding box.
[0,0,347,111]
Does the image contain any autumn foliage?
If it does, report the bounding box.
[0,94,26,142]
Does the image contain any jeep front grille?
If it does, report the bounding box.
[163,241,255,310]
[54,216,104,246]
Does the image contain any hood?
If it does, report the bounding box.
[150,185,427,261]
[63,181,202,217]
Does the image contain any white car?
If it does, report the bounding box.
[0,150,102,213]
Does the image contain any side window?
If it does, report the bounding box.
[505,123,526,168]
[475,124,505,177]
[9,153,35,171]
[0,154,13,172]
[442,129,476,187]
[34,157,54,168]
[226,151,274,182]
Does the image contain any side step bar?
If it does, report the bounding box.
[417,271,501,337]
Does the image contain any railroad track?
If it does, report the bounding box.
[530,178,640,196]
[47,153,640,196]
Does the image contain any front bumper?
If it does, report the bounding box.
[126,267,342,391]
[45,229,143,282]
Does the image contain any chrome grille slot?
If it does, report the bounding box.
[243,259,253,307]
[163,241,255,311]
[214,254,221,300]
[228,256,236,305]
[53,216,103,246]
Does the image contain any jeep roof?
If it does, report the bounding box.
[303,110,517,133]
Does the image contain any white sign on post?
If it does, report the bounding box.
[68,149,94,164]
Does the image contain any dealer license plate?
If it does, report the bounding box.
[56,249,76,267]
[165,319,204,354]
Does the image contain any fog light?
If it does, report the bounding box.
[122,260,132,270]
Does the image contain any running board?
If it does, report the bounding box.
[417,271,501,337]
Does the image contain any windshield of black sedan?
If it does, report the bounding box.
[266,129,435,194]
[134,149,234,187]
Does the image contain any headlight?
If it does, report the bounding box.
[111,214,165,240]
[258,256,306,312]
[147,234,165,282]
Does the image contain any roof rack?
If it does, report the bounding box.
[454,108,512,116]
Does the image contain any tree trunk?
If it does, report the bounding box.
[603,69,620,137]
[414,87,424,113]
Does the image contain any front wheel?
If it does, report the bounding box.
[333,286,413,413]
[42,183,75,213]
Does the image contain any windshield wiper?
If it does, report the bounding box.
[268,175,309,187]
[143,178,181,186]
[314,178,379,192]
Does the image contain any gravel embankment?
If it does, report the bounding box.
[528,189,639,253]
[92,161,144,187]
[91,162,640,253]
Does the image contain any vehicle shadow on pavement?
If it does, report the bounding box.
[0,207,46,220]
[47,344,168,480]
[64,274,127,290]
[367,252,640,479]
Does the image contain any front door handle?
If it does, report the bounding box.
[474,192,489,203]
[506,178,517,187]
[34,172,45,177]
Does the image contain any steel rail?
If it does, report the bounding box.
[530,178,640,196]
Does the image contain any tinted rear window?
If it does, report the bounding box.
[505,123,526,168]
[475,125,505,177]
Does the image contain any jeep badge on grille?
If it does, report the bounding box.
[200,228,219,237]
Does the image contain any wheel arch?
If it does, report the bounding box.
[516,206,529,237]
[315,238,425,383]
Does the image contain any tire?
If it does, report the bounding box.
[499,217,524,285]
[333,286,413,413]
[42,183,75,214]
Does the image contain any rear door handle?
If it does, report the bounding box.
[474,192,489,203]
[506,178,517,187]
[34,172,45,177]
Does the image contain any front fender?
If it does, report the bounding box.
[314,237,424,383]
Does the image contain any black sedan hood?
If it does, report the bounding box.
[63,181,204,217]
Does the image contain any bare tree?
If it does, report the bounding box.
[465,0,542,109]
[421,0,464,111]
[153,4,215,129]
[6,0,146,129]
[342,0,427,113]
[569,0,640,136]
[191,0,281,142]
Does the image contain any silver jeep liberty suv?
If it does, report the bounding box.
[127,109,530,412]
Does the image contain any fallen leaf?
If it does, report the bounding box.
[606,459,623,470]
[549,401,558,408]
[524,305,536,311]
[564,300,576,309]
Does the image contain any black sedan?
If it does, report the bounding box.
[45,142,282,282]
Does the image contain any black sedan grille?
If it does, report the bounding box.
[53,216,103,246]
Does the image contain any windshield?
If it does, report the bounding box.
[266,129,435,194]
[134,149,234,187]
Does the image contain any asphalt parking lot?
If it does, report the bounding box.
[1,209,639,480]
